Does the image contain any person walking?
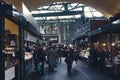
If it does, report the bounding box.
[36,47,46,75]
[65,47,74,74]
[47,46,57,72]
[33,47,38,70]
[73,49,79,64]
[97,45,106,73]
[89,42,99,70]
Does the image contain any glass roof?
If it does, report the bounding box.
[31,2,104,20]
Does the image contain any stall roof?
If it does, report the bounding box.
[3,0,120,18]
[88,23,120,36]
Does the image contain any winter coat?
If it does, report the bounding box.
[47,49,57,66]
[65,50,74,64]
[36,48,46,63]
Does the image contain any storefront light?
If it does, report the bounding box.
[98,28,101,30]
[64,44,66,47]
[103,43,106,46]
[112,43,115,46]
[69,44,72,48]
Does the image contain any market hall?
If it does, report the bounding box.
[0,0,120,80]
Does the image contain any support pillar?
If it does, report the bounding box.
[109,33,113,61]
[19,21,25,80]
[58,26,61,43]
[77,40,79,53]
[64,26,67,44]
[0,2,5,80]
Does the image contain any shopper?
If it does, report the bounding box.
[73,49,79,64]
[36,47,46,75]
[47,46,57,72]
[65,47,74,74]
[89,42,99,70]
[33,47,38,70]
[97,46,106,73]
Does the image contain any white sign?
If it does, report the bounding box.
[50,38,58,41]
[24,30,37,43]
[5,66,15,80]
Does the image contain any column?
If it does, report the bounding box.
[64,25,67,44]
[0,2,5,80]
[109,33,113,61]
[19,21,25,80]
[58,26,62,43]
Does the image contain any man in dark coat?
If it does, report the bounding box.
[36,47,46,75]
[98,50,106,72]
[89,43,99,70]
[65,47,74,74]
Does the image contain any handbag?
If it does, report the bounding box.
[54,60,58,68]
[72,61,77,69]
[37,62,42,72]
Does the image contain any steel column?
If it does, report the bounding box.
[19,21,25,80]
[0,2,5,80]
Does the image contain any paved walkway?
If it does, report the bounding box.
[25,58,117,80]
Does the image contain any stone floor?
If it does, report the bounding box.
[25,58,118,80]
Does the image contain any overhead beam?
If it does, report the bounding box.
[32,11,83,17]
[37,17,105,22]
[37,18,81,22]
[63,3,68,11]
[109,12,120,23]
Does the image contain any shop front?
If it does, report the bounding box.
[0,3,17,80]
[4,18,19,80]
[89,23,120,77]
[0,2,26,80]
[0,2,43,80]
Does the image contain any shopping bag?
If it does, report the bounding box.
[54,60,58,68]
[72,61,77,69]
[37,62,42,72]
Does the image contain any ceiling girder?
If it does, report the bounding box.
[32,11,83,17]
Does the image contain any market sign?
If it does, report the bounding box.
[50,38,58,41]
[24,30,37,43]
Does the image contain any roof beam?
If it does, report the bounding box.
[32,11,83,17]
[37,18,81,23]
[109,12,120,23]
[69,3,79,10]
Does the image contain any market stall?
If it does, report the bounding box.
[4,17,19,80]
[89,22,120,77]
